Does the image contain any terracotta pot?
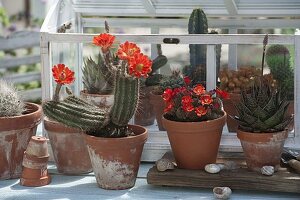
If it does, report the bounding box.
[44,117,92,174]
[237,129,288,172]
[222,93,241,132]
[162,112,226,169]
[80,90,114,109]
[20,136,51,187]
[0,103,42,180]
[134,86,155,126]
[149,92,165,131]
[84,125,148,190]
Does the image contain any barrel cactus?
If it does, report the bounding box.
[0,80,25,117]
[43,33,152,138]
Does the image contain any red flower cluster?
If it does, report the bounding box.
[93,33,152,78]
[52,64,75,85]
[162,78,229,121]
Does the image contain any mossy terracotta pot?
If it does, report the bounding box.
[84,125,148,190]
[222,93,241,132]
[0,103,42,180]
[149,92,165,131]
[80,90,114,109]
[134,86,155,126]
[162,112,226,170]
[237,129,288,172]
[44,118,92,174]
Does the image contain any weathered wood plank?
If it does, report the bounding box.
[2,72,41,84]
[20,88,42,100]
[0,55,40,69]
[147,166,300,193]
[0,31,40,51]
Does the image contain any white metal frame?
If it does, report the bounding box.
[41,0,300,161]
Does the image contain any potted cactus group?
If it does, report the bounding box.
[161,76,229,169]
[0,80,42,179]
[234,35,293,172]
[43,31,152,189]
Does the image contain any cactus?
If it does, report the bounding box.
[0,80,25,117]
[266,44,294,99]
[82,54,114,94]
[184,8,221,85]
[43,27,152,138]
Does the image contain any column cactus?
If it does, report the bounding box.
[43,32,152,138]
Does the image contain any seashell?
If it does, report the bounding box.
[205,164,221,174]
[261,166,274,176]
[156,158,175,172]
[213,187,232,199]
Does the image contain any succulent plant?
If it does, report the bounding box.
[43,31,152,138]
[0,80,25,117]
[82,54,114,94]
[266,44,294,99]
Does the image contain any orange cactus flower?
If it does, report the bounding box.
[164,102,174,113]
[216,88,230,99]
[162,88,173,102]
[201,94,213,105]
[182,103,194,112]
[52,64,75,85]
[193,84,206,95]
[181,95,193,105]
[93,33,115,53]
[128,53,152,78]
[117,41,141,60]
[195,106,207,117]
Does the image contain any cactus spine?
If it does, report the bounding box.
[0,80,25,117]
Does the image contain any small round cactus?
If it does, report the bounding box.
[0,80,25,117]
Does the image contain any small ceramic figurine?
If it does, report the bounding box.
[213,187,232,199]
[156,158,175,172]
[205,164,221,174]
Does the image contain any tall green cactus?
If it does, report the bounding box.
[266,45,294,99]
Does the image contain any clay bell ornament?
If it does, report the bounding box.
[20,136,51,187]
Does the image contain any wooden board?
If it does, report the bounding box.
[147,153,300,193]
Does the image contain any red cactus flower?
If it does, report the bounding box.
[128,53,152,78]
[164,102,174,113]
[93,33,115,53]
[195,106,207,117]
[117,41,141,60]
[193,84,206,95]
[216,88,230,99]
[162,88,173,102]
[52,64,75,85]
[201,94,213,105]
[182,103,194,112]
[184,76,191,85]
[181,95,193,105]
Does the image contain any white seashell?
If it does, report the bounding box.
[156,158,175,172]
[205,164,221,174]
[261,166,274,176]
[213,187,232,199]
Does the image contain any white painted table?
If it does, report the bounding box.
[0,163,299,200]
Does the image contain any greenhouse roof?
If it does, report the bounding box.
[71,0,300,17]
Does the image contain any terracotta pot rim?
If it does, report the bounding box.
[44,117,83,133]
[162,111,227,126]
[237,129,288,143]
[0,102,42,131]
[84,124,148,142]
[80,90,113,97]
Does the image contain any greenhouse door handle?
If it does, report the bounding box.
[163,38,180,44]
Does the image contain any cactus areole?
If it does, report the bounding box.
[43,33,153,138]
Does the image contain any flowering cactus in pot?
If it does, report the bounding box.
[43,32,152,189]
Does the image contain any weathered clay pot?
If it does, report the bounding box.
[20,136,51,187]
[149,92,165,131]
[162,112,226,169]
[0,103,42,180]
[84,125,148,190]
[237,129,288,172]
[134,86,155,126]
[222,93,240,132]
[44,117,92,174]
[80,90,114,109]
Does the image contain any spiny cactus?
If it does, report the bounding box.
[0,80,25,117]
[266,44,294,99]
[235,83,291,133]
[82,54,114,94]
